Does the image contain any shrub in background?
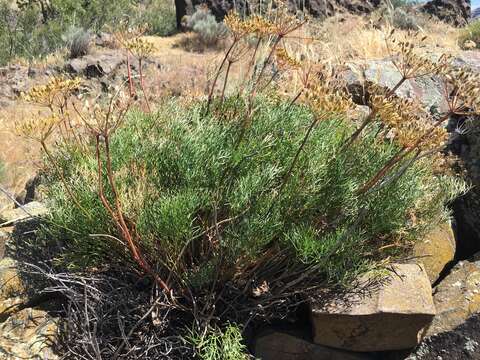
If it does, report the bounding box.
[459,21,480,49]
[387,0,419,8]
[391,7,421,30]
[63,27,91,58]
[0,0,176,65]
[141,0,177,36]
[185,5,226,49]
[0,1,65,64]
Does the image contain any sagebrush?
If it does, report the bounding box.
[0,0,175,65]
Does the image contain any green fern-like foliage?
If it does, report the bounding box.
[43,96,464,286]
[187,324,248,360]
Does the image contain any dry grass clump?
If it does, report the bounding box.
[0,106,42,196]
[309,13,460,62]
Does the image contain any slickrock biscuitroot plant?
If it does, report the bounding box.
[11,8,471,358]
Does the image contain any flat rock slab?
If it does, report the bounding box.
[255,329,372,360]
[311,264,436,352]
[0,201,48,226]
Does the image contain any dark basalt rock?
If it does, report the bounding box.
[185,0,385,21]
[420,0,471,27]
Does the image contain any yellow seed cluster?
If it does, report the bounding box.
[14,114,59,142]
[268,1,306,37]
[275,48,302,70]
[305,82,352,116]
[125,38,156,59]
[370,86,447,150]
[443,66,480,115]
[224,12,275,38]
[224,12,248,38]
[387,32,451,79]
[224,1,305,40]
[21,77,81,108]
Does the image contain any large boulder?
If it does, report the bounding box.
[342,59,448,114]
[66,50,125,78]
[254,328,372,360]
[426,258,480,337]
[420,0,471,27]
[412,223,456,284]
[311,264,436,352]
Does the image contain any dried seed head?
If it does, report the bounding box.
[22,77,82,108]
[387,32,452,79]
[442,66,480,115]
[125,38,155,59]
[15,113,60,142]
[275,48,302,70]
[369,85,447,150]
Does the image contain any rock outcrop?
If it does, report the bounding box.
[448,52,480,260]
[186,0,385,21]
[404,314,480,359]
[0,204,58,359]
[426,258,480,337]
[0,308,58,360]
[310,264,436,352]
[421,0,471,27]
[413,223,456,284]
[66,50,125,78]
[342,59,448,114]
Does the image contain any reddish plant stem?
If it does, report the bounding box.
[95,135,171,294]
[288,89,303,109]
[126,52,135,97]
[253,36,282,95]
[342,76,408,150]
[357,112,453,195]
[206,40,237,113]
[138,58,151,112]
[221,61,233,102]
